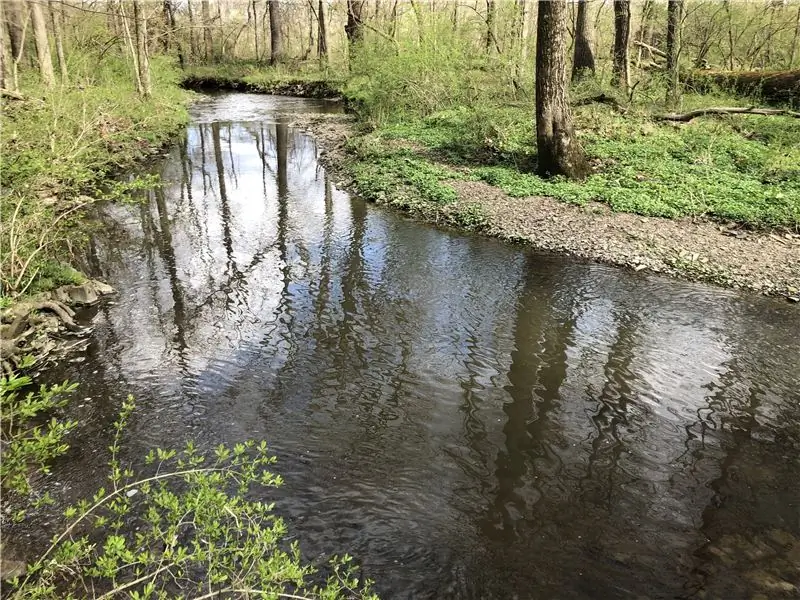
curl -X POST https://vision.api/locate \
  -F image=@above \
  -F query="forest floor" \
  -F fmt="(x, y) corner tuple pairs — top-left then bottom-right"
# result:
(293, 112), (800, 299)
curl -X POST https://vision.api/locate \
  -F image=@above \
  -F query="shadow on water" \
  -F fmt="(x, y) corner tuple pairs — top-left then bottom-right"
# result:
(32, 93), (800, 599)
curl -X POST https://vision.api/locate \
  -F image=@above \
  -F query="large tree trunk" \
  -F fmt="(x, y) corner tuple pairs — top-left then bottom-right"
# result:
(317, 0), (328, 60)
(268, 0), (284, 64)
(612, 0), (631, 93)
(572, 0), (595, 82)
(5, 1), (26, 63)
(133, 0), (151, 97)
(535, 0), (589, 179)
(665, 0), (683, 106)
(28, 0), (54, 88)
(201, 0), (212, 60)
(345, 0), (365, 45)
(48, 0), (67, 82)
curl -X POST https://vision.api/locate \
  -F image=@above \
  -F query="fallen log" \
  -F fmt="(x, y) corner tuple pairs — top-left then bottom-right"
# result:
(683, 70), (800, 106)
(655, 106), (800, 122)
(0, 88), (25, 100)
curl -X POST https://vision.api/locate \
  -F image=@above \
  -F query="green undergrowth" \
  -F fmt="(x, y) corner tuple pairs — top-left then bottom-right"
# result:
(1, 54), (192, 297)
(349, 96), (800, 229)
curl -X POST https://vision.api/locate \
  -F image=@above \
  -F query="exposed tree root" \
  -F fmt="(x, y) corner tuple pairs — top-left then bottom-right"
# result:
(1, 281), (114, 375)
(655, 106), (800, 121)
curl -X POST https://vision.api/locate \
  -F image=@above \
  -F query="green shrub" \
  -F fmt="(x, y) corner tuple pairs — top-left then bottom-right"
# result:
(4, 397), (378, 600)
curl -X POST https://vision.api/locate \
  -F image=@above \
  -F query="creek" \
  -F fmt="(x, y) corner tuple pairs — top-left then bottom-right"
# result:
(43, 93), (800, 598)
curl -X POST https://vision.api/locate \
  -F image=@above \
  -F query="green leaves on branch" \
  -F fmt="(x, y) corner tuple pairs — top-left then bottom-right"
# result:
(0, 375), (77, 516)
(5, 396), (378, 600)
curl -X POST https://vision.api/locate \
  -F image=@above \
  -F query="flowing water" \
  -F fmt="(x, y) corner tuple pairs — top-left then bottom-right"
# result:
(43, 94), (800, 598)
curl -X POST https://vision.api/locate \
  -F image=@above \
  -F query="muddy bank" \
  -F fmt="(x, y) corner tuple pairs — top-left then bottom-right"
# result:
(292, 112), (800, 300)
(182, 75), (342, 99)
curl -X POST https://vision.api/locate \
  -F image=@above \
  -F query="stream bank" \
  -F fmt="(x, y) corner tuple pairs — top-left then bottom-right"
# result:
(292, 111), (800, 300)
(179, 74), (799, 299)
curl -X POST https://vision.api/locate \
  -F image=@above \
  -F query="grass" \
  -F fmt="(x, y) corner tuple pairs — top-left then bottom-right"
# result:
(1, 54), (192, 296)
(354, 97), (800, 228)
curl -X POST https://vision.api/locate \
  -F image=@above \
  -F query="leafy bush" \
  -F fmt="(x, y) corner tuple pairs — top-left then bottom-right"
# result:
(3, 395), (378, 600)
(0, 375), (78, 519)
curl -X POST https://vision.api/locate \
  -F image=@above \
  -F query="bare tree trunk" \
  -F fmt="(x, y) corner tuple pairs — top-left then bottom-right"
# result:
(48, 0), (68, 82)
(612, 0), (630, 93)
(252, 0), (260, 61)
(0, 0), (10, 91)
(5, 1), (26, 63)
(118, 1), (142, 95)
(409, 0), (424, 43)
(535, 0), (589, 179)
(486, 0), (496, 52)
(304, 7), (313, 59)
(790, 2), (800, 68)
(28, 0), (54, 88)
(666, 0), (682, 107)
(634, 0), (653, 68)
(389, 0), (400, 39)
(269, 0), (284, 64)
(572, 0), (595, 81)
(345, 0), (365, 45)
(133, 0), (151, 97)
(164, 0), (184, 68)
(201, 0), (212, 60)
(317, 0), (328, 60)
(187, 0), (198, 59)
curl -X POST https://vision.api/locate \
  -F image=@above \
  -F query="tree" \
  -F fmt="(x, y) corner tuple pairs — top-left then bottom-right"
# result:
(612, 0), (631, 93)
(28, 0), (55, 88)
(48, 0), (68, 83)
(268, 0), (284, 64)
(163, 0), (184, 68)
(202, 0), (212, 60)
(133, 0), (151, 98)
(4, 1), (25, 64)
(317, 0), (328, 60)
(345, 0), (365, 45)
(535, 0), (589, 179)
(0, 0), (11, 91)
(186, 0), (198, 58)
(572, 0), (595, 82)
(666, 0), (683, 106)
(486, 0), (496, 52)
(251, 0), (260, 61)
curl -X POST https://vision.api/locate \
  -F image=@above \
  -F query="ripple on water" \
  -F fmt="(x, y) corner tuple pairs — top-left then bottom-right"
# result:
(34, 93), (800, 600)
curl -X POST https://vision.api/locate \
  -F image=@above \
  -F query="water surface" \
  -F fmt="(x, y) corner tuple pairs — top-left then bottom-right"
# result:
(50, 94), (800, 598)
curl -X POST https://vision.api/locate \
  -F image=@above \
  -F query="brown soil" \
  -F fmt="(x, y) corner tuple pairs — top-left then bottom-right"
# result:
(292, 113), (800, 300)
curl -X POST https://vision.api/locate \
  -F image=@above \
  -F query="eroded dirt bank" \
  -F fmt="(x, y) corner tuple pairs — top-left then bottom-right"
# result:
(293, 112), (800, 300)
